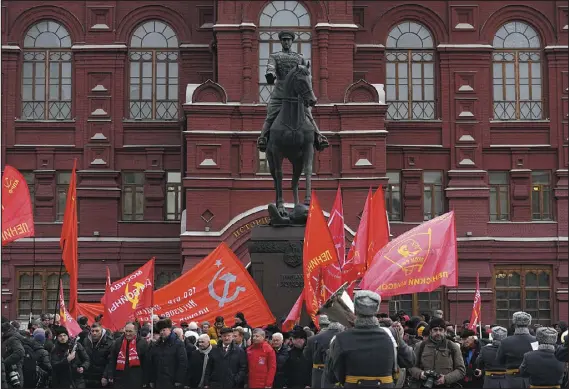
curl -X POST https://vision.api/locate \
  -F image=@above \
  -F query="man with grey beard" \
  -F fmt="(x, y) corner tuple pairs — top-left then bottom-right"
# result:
(326, 291), (397, 388)
(304, 315), (344, 388)
(474, 326), (508, 388)
(495, 311), (536, 388)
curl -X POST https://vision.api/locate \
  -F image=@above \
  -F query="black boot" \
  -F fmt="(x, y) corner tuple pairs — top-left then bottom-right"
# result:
(257, 123), (270, 152)
(314, 132), (329, 151)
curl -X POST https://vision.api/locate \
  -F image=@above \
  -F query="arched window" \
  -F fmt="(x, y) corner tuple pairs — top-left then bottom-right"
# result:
(129, 20), (179, 120)
(258, 1), (312, 104)
(385, 21), (435, 120)
(492, 21), (542, 120)
(22, 21), (72, 120)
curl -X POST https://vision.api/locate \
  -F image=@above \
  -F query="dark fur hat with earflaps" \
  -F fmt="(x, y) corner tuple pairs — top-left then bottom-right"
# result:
(156, 318), (173, 332)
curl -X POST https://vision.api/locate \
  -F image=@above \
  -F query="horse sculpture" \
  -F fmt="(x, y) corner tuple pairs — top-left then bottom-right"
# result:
(265, 62), (318, 225)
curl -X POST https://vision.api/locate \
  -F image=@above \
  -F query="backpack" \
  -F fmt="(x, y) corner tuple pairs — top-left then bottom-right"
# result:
(22, 342), (39, 386)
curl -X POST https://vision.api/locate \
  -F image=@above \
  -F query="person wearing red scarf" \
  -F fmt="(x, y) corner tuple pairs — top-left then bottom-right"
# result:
(106, 322), (150, 389)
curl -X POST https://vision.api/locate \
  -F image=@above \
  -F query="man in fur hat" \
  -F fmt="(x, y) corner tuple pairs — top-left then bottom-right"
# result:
(496, 311), (536, 388)
(304, 315), (345, 388)
(147, 318), (187, 388)
(474, 326), (508, 388)
(326, 290), (398, 388)
(520, 327), (566, 388)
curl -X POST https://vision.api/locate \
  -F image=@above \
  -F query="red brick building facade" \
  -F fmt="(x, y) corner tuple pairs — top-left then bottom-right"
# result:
(2, 1), (567, 327)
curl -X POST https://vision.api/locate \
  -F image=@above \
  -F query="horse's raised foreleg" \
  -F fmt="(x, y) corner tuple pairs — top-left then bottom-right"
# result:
(291, 157), (303, 206)
(303, 144), (315, 205)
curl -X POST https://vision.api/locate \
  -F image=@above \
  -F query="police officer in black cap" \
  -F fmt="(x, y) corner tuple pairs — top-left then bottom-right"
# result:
(520, 327), (566, 389)
(326, 290), (397, 388)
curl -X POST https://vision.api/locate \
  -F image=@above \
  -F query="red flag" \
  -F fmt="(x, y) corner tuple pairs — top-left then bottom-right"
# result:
(105, 258), (154, 331)
(360, 211), (458, 297)
(137, 243), (274, 328)
(77, 303), (104, 325)
(343, 189), (372, 285)
(2, 166), (35, 245)
(303, 191), (340, 327)
(468, 273), (481, 331)
(60, 159), (78, 317)
(320, 187), (345, 299)
(282, 293), (303, 332)
(59, 280), (82, 338)
(367, 186), (390, 269)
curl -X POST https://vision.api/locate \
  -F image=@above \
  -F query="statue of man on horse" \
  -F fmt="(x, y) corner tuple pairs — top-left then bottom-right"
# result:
(258, 31), (329, 225)
(257, 31), (329, 153)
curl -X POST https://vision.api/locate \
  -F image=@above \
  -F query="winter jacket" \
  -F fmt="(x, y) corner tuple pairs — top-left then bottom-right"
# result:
(272, 346), (290, 388)
(247, 341), (276, 388)
(106, 336), (150, 389)
(284, 346), (311, 388)
(50, 340), (90, 389)
(148, 332), (188, 388)
(21, 337), (51, 388)
(2, 328), (26, 388)
(208, 326), (224, 342)
(204, 342), (248, 388)
(81, 330), (114, 386)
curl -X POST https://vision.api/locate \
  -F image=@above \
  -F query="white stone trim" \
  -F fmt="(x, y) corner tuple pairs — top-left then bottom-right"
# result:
(184, 176), (388, 181)
(448, 169), (486, 173)
(14, 144), (75, 147)
(13, 237), (181, 243)
(445, 187), (489, 191)
(488, 221), (557, 224)
(179, 43), (210, 48)
(544, 45), (568, 49)
(315, 23), (359, 29)
(388, 144), (443, 148)
(437, 44), (493, 48)
(557, 289), (568, 294)
(71, 44), (127, 49)
(510, 169), (532, 172)
(457, 236), (568, 242)
(490, 144), (550, 148)
(2, 45), (21, 51)
(122, 144), (179, 148)
(356, 44), (385, 48)
(213, 23), (257, 28)
(182, 203), (357, 237)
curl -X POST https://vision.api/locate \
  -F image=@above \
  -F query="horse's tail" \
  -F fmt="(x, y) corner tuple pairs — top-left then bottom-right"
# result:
(281, 127), (304, 149)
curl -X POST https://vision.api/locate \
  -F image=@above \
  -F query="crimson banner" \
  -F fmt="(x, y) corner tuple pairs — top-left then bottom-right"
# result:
(59, 280), (82, 338)
(136, 243), (275, 328)
(360, 211), (458, 297)
(2, 166), (35, 245)
(104, 258), (154, 331)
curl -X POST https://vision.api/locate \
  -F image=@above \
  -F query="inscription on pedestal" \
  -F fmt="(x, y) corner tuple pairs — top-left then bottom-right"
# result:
(279, 274), (304, 288)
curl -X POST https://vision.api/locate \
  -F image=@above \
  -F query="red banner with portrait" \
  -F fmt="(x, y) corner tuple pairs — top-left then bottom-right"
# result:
(360, 211), (458, 297)
(2, 166), (35, 245)
(136, 243), (274, 328)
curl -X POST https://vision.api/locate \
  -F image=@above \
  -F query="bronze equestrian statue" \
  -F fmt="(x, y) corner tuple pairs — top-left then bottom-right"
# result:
(259, 31), (328, 225)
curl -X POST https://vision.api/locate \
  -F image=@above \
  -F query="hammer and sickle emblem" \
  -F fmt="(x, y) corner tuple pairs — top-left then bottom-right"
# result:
(3, 178), (18, 194)
(208, 268), (246, 308)
(125, 282), (145, 309)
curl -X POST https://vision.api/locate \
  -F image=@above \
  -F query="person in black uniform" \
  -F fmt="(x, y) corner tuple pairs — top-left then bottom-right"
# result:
(496, 311), (536, 388)
(474, 326), (508, 388)
(304, 315), (344, 388)
(326, 290), (396, 388)
(520, 327), (566, 389)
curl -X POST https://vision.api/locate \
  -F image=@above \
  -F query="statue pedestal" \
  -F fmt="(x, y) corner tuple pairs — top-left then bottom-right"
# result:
(249, 224), (308, 324)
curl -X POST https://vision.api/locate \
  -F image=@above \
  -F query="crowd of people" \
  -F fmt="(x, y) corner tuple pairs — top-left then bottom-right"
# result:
(2, 294), (568, 389)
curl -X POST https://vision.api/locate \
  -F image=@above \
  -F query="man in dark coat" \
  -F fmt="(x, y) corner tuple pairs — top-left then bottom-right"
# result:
(2, 321), (26, 388)
(285, 329), (311, 388)
(520, 327), (566, 388)
(50, 325), (90, 389)
(204, 327), (247, 388)
(304, 315), (344, 388)
(475, 326), (508, 388)
(81, 322), (114, 388)
(326, 290), (397, 388)
(270, 332), (290, 388)
(21, 332), (51, 388)
(106, 322), (150, 389)
(148, 318), (187, 389)
(496, 311), (536, 388)
(187, 334), (214, 388)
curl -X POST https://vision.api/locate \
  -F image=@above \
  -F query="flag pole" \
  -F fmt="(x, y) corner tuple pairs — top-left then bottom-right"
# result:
(29, 236), (36, 325)
(53, 255), (65, 325)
